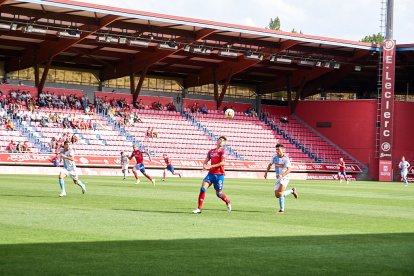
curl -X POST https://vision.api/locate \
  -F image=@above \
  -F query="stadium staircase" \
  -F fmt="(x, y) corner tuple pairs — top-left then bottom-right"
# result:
(3, 114), (44, 153)
(182, 110), (242, 160)
(102, 112), (154, 156)
(184, 109), (313, 163)
(263, 113), (367, 170)
(262, 115), (319, 162)
(107, 108), (222, 160)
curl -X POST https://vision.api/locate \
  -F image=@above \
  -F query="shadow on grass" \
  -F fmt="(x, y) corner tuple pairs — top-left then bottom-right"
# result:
(1, 233), (413, 275)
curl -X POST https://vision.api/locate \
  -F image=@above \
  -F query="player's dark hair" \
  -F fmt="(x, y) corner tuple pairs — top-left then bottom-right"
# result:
(64, 141), (70, 146)
(121, 152), (124, 155)
(275, 143), (284, 149)
(219, 136), (227, 141)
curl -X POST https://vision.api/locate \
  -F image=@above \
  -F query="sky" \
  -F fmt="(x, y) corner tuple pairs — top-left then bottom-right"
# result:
(79, 0), (413, 44)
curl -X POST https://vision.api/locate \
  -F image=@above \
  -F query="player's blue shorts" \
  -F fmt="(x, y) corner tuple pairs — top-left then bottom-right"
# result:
(134, 163), (145, 172)
(338, 171), (347, 177)
(203, 173), (225, 191)
(166, 165), (174, 172)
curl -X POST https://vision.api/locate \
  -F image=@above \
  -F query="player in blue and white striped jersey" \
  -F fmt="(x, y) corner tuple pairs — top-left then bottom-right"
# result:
(264, 144), (298, 213)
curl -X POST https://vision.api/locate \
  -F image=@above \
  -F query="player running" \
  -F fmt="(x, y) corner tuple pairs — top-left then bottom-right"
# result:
(128, 145), (155, 186)
(120, 152), (130, 180)
(264, 144), (298, 213)
(338, 157), (349, 184)
(192, 136), (231, 214)
(58, 141), (86, 197)
(398, 156), (410, 186)
(161, 153), (181, 181)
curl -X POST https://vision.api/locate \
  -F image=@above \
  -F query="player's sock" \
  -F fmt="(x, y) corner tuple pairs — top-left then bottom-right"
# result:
(59, 178), (65, 193)
(283, 189), (293, 197)
(198, 187), (206, 209)
(77, 179), (85, 188)
(163, 171), (166, 179)
(132, 170), (138, 180)
(278, 196), (285, 210)
(146, 175), (153, 181)
(217, 193), (230, 204)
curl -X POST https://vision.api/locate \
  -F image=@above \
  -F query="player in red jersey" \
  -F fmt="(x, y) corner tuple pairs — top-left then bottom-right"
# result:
(192, 136), (231, 214)
(337, 157), (349, 184)
(128, 145), (156, 186)
(161, 153), (181, 181)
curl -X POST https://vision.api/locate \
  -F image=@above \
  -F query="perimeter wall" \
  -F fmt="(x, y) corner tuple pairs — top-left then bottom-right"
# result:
(295, 100), (414, 179)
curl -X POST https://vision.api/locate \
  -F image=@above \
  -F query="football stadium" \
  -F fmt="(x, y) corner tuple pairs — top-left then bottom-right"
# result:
(0, 0), (413, 274)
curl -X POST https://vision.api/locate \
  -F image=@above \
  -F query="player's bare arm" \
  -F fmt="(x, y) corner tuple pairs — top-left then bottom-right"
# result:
(277, 167), (292, 179)
(202, 156), (210, 170)
(264, 163), (273, 179)
(210, 157), (226, 168)
(62, 154), (74, 161)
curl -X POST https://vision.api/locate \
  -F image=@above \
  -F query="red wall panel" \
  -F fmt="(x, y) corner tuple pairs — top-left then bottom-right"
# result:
(295, 100), (414, 179)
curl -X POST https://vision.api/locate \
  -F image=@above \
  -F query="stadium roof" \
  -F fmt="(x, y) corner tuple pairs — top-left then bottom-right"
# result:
(0, 0), (412, 99)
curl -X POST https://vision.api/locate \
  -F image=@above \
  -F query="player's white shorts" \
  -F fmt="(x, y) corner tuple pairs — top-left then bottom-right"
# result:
(122, 164), (129, 170)
(401, 171), (408, 178)
(60, 168), (78, 180)
(274, 177), (289, 190)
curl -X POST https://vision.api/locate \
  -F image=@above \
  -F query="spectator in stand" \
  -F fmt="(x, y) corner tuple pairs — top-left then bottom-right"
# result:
(49, 137), (58, 151)
(151, 101), (162, 111)
(151, 127), (158, 138)
(145, 127), (153, 138)
(39, 116), (48, 127)
(0, 107), (6, 120)
(190, 102), (200, 113)
(16, 141), (23, 153)
(280, 116), (289, 123)
(244, 106), (257, 117)
(136, 98), (145, 109)
(5, 119), (14, 130)
(7, 140), (17, 153)
(71, 134), (79, 145)
(22, 141), (30, 153)
(223, 105), (228, 113)
(166, 102), (176, 111)
(133, 113), (143, 123)
(202, 104), (208, 114)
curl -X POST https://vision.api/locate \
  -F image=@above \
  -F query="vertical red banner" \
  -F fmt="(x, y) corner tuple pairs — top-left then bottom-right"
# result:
(379, 160), (393, 181)
(378, 39), (396, 181)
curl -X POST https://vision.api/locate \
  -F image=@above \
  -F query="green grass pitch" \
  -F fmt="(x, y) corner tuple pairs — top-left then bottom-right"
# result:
(1, 174), (413, 275)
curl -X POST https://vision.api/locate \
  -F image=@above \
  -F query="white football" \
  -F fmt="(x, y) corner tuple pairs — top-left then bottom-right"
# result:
(224, 108), (235, 119)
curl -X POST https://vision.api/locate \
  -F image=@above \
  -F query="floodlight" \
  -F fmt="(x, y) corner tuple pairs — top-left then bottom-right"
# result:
(298, 60), (315, 66)
(354, 65), (362, 71)
(219, 50), (238, 57)
(245, 51), (263, 60)
(118, 37), (127, 44)
(193, 46), (211, 55)
(57, 30), (80, 39)
(271, 56), (292, 64)
(0, 23), (17, 31)
(159, 42), (178, 50)
(23, 25), (46, 34)
(128, 39), (149, 47)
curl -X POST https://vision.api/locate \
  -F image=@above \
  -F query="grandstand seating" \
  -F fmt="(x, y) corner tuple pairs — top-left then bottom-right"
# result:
(186, 109), (314, 163)
(111, 108), (224, 160)
(0, 129), (39, 153)
(267, 114), (356, 164)
(0, 85), (362, 165)
(26, 108), (133, 156)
